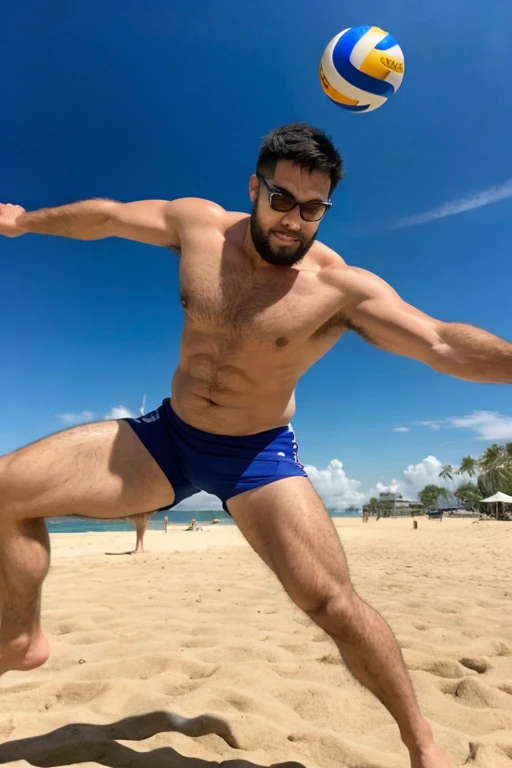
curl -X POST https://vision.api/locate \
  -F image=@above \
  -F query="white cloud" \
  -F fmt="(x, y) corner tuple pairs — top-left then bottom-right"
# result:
(173, 491), (222, 511)
(368, 479), (402, 497)
(415, 420), (442, 431)
(391, 177), (512, 231)
(392, 426), (409, 433)
(304, 459), (366, 509)
(448, 410), (512, 440)
(56, 404), (137, 424)
(57, 410), (95, 425)
(402, 455), (445, 496)
(104, 405), (135, 420)
(399, 455), (473, 499)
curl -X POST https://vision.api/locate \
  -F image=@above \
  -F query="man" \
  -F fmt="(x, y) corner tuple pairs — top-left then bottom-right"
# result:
(1, 123), (510, 767)
(129, 512), (152, 553)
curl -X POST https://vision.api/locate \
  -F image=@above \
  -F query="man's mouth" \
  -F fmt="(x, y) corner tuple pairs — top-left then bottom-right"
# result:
(272, 231), (299, 244)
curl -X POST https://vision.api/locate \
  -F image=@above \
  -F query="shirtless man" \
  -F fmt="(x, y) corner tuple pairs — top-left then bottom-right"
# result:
(1, 123), (510, 767)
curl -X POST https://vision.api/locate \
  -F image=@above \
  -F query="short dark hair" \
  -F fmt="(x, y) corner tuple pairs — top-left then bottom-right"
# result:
(256, 123), (343, 196)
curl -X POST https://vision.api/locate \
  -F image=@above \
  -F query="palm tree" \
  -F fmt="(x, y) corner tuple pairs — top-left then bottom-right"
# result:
(457, 456), (478, 477)
(478, 444), (512, 495)
(438, 464), (457, 504)
(454, 482), (482, 511)
(439, 464), (453, 482)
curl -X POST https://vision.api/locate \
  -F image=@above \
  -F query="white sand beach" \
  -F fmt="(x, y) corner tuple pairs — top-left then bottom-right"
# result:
(0, 517), (511, 767)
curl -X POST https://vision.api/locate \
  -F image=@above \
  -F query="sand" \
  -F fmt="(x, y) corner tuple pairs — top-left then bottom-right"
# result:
(0, 517), (511, 768)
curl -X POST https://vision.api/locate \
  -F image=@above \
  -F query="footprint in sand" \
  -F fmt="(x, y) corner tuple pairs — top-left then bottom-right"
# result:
(442, 677), (512, 709)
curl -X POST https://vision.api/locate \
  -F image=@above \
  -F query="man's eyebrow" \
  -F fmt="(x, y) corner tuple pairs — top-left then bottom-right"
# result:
(271, 182), (326, 204)
(270, 181), (293, 197)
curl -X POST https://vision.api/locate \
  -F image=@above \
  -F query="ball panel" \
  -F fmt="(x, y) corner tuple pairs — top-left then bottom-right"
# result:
(358, 48), (395, 82)
(375, 33), (398, 50)
(357, 95), (387, 112)
(320, 51), (381, 104)
(337, 103), (374, 113)
(349, 26), (389, 69)
(319, 64), (359, 106)
(332, 29), (395, 98)
(384, 70), (403, 92)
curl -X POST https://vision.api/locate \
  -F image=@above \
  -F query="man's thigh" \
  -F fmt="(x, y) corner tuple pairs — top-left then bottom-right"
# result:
(0, 420), (175, 521)
(226, 476), (351, 612)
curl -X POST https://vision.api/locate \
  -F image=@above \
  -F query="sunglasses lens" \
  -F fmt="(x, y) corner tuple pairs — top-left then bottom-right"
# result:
(301, 204), (327, 222)
(269, 193), (295, 213)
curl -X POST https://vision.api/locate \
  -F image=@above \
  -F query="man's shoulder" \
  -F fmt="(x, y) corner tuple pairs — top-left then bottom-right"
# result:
(167, 198), (248, 232)
(164, 197), (225, 224)
(316, 257), (380, 296)
(309, 242), (350, 284)
(307, 240), (382, 292)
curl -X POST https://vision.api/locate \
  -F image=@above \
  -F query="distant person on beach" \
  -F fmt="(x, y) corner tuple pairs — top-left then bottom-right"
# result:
(163, 515), (168, 533)
(2, 123), (510, 768)
(185, 518), (196, 531)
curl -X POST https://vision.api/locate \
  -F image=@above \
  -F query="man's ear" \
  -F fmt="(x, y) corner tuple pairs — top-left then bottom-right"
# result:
(249, 174), (259, 204)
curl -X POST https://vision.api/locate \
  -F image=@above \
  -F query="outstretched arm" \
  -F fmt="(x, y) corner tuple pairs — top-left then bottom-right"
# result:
(0, 197), (216, 249)
(338, 267), (512, 384)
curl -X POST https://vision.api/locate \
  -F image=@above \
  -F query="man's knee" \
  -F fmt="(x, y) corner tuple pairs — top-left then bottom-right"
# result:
(303, 584), (361, 638)
(0, 452), (24, 521)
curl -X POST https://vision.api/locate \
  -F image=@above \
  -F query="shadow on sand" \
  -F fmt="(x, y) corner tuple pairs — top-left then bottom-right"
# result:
(0, 710), (306, 768)
(104, 551), (140, 556)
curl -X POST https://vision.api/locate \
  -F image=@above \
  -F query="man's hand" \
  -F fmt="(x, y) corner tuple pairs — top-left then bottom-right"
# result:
(0, 203), (26, 237)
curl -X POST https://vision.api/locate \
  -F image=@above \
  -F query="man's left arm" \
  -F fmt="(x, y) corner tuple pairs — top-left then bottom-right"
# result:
(338, 268), (512, 384)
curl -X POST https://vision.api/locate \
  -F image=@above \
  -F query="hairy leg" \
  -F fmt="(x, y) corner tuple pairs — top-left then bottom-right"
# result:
(227, 477), (452, 767)
(0, 519), (51, 674)
(131, 513), (150, 553)
(0, 419), (174, 674)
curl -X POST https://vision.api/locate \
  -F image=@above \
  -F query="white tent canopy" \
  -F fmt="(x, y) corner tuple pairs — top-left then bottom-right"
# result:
(481, 492), (512, 503)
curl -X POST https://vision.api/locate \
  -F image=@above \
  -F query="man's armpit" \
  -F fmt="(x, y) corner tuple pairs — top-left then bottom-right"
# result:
(338, 312), (381, 348)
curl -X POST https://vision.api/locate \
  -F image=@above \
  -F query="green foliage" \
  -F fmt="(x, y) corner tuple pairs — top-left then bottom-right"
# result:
(418, 484), (449, 511)
(425, 444), (512, 517)
(454, 482), (482, 509)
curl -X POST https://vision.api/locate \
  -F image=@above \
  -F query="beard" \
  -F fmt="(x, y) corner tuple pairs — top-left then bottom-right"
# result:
(249, 206), (316, 267)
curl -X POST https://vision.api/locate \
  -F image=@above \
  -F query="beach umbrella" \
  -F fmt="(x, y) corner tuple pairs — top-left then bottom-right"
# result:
(481, 491), (512, 519)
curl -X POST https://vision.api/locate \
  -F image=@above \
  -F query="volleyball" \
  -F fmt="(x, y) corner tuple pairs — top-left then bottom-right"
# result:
(319, 26), (405, 113)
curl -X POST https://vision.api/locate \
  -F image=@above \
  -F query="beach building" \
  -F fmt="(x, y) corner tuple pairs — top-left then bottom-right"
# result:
(363, 492), (423, 518)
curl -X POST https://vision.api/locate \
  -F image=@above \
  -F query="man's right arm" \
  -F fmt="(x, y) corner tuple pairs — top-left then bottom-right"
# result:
(0, 197), (217, 249)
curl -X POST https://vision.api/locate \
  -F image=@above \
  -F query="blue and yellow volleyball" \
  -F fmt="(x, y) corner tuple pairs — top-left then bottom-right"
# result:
(319, 26), (405, 113)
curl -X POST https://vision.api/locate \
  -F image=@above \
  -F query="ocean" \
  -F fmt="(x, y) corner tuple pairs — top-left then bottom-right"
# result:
(46, 508), (361, 533)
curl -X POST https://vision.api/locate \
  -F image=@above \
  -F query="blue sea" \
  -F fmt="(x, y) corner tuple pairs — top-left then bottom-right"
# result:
(46, 508), (361, 533)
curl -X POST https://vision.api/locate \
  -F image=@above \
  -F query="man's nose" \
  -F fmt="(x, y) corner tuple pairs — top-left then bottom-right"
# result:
(280, 207), (302, 231)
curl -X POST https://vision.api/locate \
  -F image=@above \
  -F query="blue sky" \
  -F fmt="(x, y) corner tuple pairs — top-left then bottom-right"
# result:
(2, 0), (511, 509)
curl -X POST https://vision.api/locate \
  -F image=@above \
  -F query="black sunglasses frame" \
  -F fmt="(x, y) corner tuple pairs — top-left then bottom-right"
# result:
(257, 175), (332, 222)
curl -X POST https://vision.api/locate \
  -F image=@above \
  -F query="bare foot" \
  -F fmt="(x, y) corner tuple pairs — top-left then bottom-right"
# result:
(0, 632), (51, 676)
(410, 743), (454, 768)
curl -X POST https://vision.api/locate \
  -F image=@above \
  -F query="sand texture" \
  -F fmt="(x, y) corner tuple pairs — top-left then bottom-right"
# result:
(0, 517), (511, 767)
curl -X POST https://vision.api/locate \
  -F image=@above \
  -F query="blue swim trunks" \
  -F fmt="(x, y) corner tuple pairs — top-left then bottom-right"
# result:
(124, 399), (308, 513)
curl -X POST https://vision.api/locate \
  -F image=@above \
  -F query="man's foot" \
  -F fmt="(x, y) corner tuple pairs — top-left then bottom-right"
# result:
(0, 632), (50, 676)
(410, 742), (454, 768)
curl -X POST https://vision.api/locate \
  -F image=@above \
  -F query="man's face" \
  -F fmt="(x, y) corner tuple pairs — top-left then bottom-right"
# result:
(249, 160), (331, 267)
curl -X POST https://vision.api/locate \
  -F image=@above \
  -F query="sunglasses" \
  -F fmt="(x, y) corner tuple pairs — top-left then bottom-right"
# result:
(257, 174), (332, 222)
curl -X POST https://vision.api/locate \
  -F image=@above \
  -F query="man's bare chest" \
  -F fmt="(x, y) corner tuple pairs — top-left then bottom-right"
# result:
(178, 248), (346, 346)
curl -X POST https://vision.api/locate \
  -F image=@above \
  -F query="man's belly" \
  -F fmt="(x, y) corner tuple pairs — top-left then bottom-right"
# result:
(170, 367), (297, 435)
